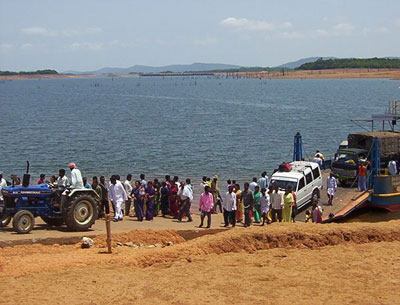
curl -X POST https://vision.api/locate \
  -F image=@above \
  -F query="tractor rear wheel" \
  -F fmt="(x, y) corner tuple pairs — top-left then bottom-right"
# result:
(1, 213), (12, 227)
(13, 210), (35, 234)
(63, 195), (98, 231)
(40, 216), (64, 227)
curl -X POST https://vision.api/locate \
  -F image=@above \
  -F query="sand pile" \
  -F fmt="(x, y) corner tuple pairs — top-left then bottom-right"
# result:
(94, 229), (186, 248)
(1, 220), (400, 276)
(117, 220), (400, 268)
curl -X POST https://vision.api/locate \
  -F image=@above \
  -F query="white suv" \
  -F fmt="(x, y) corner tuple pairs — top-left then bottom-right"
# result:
(270, 161), (322, 208)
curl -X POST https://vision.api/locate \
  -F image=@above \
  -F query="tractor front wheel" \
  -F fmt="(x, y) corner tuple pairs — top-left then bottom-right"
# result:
(64, 195), (98, 231)
(13, 210), (35, 234)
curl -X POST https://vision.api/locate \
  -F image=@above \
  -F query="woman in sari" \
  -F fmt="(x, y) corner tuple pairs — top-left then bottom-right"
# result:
(153, 178), (160, 217)
(131, 180), (145, 221)
(160, 181), (170, 217)
(282, 186), (293, 222)
(235, 184), (243, 223)
(169, 180), (179, 218)
(145, 181), (155, 220)
(253, 185), (261, 223)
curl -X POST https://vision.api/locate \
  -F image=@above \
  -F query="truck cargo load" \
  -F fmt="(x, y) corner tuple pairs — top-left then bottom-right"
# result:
(347, 131), (400, 161)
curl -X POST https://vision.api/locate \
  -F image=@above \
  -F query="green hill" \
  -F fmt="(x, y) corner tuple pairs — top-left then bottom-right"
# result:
(0, 69), (58, 76)
(296, 58), (400, 70)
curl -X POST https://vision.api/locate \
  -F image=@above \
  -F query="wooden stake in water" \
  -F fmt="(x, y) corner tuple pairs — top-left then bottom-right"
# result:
(106, 214), (112, 253)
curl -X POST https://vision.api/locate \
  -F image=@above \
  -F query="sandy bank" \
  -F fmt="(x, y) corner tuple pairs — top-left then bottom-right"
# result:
(219, 68), (400, 80)
(1, 220), (400, 304)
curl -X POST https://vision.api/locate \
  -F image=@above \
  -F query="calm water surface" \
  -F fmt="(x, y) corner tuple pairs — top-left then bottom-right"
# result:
(1, 77), (399, 183)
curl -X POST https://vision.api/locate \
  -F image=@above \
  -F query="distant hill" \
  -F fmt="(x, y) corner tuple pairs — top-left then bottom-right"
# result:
(0, 69), (58, 76)
(276, 57), (335, 69)
(296, 57), (400, 70)
(64, 63), (243, 75)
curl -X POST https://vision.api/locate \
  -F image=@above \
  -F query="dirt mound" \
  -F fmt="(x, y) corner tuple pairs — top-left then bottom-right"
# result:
(2, 221), (400, 277)
(126, 221), (400, 268)
(94, 229), (185, 248)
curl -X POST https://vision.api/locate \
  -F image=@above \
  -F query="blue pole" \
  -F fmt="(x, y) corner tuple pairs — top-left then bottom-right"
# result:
(369, 137), (380, 188)
(293, 132), (303, 161)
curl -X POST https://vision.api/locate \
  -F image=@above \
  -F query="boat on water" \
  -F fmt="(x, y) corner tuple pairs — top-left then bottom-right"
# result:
(370, 175), (400, 211)
(296, 100), (400, 221)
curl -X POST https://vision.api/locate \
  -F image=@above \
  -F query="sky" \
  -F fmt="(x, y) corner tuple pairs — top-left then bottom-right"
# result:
(0, 0), (399, 72)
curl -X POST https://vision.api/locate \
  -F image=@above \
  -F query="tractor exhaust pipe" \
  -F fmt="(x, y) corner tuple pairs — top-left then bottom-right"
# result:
(22, 161), (30, 187)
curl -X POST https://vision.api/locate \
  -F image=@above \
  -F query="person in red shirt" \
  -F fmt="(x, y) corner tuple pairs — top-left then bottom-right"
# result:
(358, 163), (367, 191)
(37, 173), (45, 184)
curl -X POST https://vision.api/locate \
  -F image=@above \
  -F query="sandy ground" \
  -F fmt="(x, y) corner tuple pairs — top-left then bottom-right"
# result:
(1, 221), (400, 305)
(225, 68), (400, 80)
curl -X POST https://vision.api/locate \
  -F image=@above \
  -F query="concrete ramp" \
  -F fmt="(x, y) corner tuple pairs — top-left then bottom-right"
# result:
(323, 191), (370, 223)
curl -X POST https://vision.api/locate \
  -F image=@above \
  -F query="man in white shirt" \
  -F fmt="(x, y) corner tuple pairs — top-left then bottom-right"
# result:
(313, 154), (323, 169)
(223, 186), (237, 227)
(258, 172), (269, 190)
(249, 177), (258, 193)
(109, 175), (128, 221)
(326, 172), (338, 206)
(388, 160), (397, 176)
(56, 169), (69, 189)
(124, 174), (133, 216)
(140, 174), (147, 187)
(0, 171), (7, 203)
(68, 162), (84, 189)
(270, 185), (283, 222)
(177, 181), (193, 222)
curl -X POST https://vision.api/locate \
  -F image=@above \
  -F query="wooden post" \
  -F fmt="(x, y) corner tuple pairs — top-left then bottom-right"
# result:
(106, 214), (112, 253)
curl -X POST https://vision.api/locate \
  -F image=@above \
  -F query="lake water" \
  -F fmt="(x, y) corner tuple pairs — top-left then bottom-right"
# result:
(1, 76), (400, 184)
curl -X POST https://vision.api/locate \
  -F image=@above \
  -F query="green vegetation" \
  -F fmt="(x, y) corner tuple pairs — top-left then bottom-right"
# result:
(297, 58), (400, 70)
(0, 69), (58, 76)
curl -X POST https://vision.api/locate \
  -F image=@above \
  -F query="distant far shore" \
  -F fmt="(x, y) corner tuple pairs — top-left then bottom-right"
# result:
(1, 68), (399, 80)
(220, 68), (400, 80)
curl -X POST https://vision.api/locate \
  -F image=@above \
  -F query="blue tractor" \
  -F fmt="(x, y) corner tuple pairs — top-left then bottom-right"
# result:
(0, 162), (100, 234)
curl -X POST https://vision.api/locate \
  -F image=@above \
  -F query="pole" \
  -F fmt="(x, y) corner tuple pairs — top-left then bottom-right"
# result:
(293, 132), (303, 161)
(106, 214), (112, 253)
(369, 137), (380, 189)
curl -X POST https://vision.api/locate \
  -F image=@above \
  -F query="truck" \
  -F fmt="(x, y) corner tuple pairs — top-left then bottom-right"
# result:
(331, 131), (400, 186)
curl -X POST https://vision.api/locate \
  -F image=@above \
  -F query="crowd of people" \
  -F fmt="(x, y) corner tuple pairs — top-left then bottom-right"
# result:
(0, 163), (327, 228)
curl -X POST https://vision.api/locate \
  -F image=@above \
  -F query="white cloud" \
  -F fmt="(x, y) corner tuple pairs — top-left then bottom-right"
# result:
(62, 27), (102, 37)
(192, 37), (217, 46)
(311, 29), (329, 38)
(70, 42), (104, 51)
(280, 22), (292, 29)
(20, 43), (33, 49)
(280, 31), (304, 40)
(394, 18), (400, 27)
(21, 27), (57, 36)
(109, 40), (139, 48)
(332, 23), (355, 31)
(21, 26), (102, 37)
(0, 43), (13, 51)
(332, 23), (355, 36)
(220, 17), (275, 31)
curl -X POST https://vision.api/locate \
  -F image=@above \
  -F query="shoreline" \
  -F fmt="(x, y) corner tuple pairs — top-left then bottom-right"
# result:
(1, 68), (399, 80)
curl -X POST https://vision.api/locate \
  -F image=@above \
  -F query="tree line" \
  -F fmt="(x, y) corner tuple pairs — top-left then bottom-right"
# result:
(296, 58), (400, 70)
(0, 69), (58, 76)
